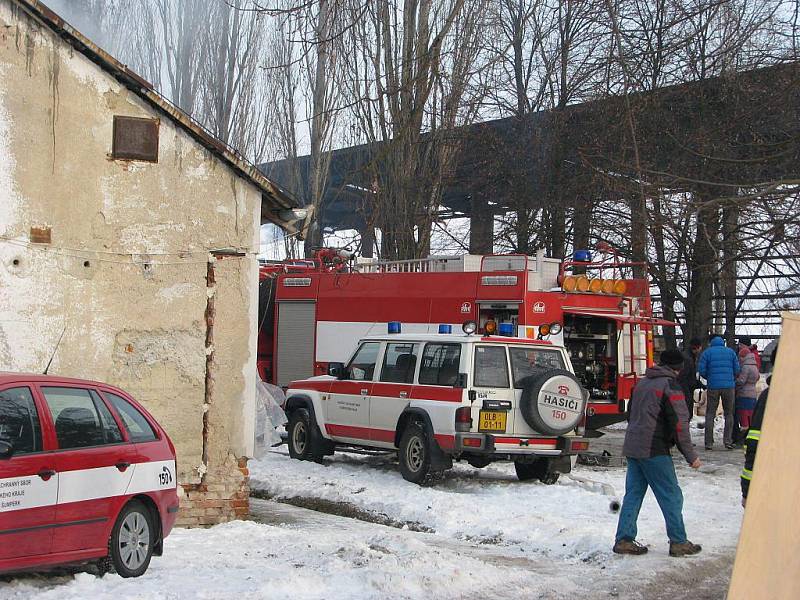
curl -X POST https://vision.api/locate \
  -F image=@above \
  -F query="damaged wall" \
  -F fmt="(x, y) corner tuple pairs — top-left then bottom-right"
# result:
(0, 0), (260, 524)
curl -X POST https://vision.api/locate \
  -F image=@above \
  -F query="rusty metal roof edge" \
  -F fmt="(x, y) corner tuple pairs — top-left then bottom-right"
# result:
(15, 0), (299, 219)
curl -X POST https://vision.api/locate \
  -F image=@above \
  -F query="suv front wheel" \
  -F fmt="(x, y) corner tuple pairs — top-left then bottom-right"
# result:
(287, 408), (318, 461)
(514, 458), (560, 485)
(399, 422), (442, 485)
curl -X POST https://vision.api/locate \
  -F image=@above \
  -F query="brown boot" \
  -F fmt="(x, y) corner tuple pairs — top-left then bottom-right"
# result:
(613, 539), (649, 555)
(669, 541), (702, 557)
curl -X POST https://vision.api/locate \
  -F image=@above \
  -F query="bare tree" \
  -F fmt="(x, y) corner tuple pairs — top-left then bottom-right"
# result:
(339, 0), (491, 259)
(199, 0), (274, 160)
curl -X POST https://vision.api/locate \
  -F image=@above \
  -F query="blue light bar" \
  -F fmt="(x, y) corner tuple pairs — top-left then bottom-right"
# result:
(574, 249), (592, 262)
(388, 321), (401, 334)
(498, 323), (514, 336)
(438, 324), (452, 334)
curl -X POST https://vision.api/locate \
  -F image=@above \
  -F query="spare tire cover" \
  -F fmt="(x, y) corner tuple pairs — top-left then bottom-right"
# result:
(519, 369), (586, 435)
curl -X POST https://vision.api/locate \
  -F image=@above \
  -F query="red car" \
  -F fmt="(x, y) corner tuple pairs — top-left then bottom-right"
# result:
(0, 373), (179, 577)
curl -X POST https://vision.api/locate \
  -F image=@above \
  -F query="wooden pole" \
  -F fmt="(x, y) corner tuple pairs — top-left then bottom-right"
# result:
(728, 311), (800, 599)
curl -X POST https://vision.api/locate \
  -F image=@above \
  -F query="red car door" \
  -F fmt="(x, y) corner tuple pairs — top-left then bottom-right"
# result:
(38, 385), (138, 554)
(0, 385), (57, 562)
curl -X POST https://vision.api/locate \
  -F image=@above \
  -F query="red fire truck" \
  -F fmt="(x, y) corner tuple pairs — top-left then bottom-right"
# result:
(257, 248), (675, 430)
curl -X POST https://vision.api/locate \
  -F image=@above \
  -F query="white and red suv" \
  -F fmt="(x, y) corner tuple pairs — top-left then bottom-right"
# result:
(284, 324), (589, 484)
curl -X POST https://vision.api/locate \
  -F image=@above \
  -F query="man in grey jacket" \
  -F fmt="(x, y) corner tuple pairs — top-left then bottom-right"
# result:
(613, 349), (703, 557)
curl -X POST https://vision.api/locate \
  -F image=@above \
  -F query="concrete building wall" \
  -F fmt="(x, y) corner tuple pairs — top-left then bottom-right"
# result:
(0, 0), (259, 525)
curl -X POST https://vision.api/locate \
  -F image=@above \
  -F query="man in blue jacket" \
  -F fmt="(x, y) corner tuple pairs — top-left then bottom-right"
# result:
(698, 335), (740, 450)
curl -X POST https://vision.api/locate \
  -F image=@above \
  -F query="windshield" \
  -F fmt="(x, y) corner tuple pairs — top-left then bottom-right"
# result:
(509, 347), (566, 388)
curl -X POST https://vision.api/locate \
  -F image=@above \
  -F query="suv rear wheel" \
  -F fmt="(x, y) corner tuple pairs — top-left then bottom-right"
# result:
(399, 422), (442, 485)
(514, 458), (560, 484)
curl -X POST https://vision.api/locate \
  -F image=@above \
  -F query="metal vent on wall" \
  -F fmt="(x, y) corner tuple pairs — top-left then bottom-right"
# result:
(276, 301), (316, 386)
(112, 116), (159, 162)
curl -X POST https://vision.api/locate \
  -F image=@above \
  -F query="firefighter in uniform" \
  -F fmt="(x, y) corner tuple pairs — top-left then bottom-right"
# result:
(741, 347), (777, 506)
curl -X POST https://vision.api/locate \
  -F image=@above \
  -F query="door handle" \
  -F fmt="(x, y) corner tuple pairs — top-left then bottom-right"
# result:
(399, 391), (408, 398)
(360, 389), (369, 395)
(37, 469), (56, 481)
(115, 461), (131, 472)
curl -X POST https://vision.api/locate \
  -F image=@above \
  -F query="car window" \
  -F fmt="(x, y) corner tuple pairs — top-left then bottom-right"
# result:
(509, 347), (566, 388)
(379, 343), (419, 383)
(419, 343), (462, 386)
(90, 391), (125, 444)
(42, 387), (124, 449)
(346, 342), (381, 381)
(0, 387), (42, 455)
(474, 346), (510, 388)
(105, 391), (158, 442)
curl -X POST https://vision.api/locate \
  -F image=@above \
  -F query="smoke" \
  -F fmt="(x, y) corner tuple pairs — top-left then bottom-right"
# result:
(42, 0), (115, 53)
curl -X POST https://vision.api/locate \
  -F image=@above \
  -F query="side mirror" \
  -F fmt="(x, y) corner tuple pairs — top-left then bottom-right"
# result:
(454, 373), (468, 388)
(327, 362), (345, 379)
(0, 439), (13, 460)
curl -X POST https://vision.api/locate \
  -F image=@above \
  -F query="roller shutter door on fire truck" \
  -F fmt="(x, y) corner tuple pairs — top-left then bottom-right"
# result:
(276, 301), (316, 386)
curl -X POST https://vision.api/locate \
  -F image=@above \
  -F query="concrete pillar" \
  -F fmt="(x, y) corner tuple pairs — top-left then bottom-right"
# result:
(469, 194), (493, 254)
(359, 221), (375, 259)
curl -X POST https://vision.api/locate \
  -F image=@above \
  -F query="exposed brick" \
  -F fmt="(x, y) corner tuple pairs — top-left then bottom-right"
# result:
(174, 453), (250, 527)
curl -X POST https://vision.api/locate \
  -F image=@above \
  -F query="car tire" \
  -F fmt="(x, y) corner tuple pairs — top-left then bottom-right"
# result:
(399, 422), (442, 485)
(287, 408), (319, 461)
(109, 500), (155, 578)
(514, 458), (560, 485)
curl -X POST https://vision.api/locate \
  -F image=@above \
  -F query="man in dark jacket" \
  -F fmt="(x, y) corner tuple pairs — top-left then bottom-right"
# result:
(677, 338), (703, 420)
(613, 349), (702, 557)
(698, 335), (740, 450)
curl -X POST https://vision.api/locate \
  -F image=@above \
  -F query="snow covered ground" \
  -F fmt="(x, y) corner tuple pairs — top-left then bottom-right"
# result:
(0, 424), (744, 599)
(249, 426), (743, 560)
(0, 510), (548, 600)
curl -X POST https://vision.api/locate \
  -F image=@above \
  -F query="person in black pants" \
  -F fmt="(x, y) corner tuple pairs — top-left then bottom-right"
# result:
(677, 338), (702, 421)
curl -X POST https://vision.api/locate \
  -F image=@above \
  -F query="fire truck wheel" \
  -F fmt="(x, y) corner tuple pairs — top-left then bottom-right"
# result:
(514, 458), (560, 484)
(519, 369), (586, 436)
(399, 422), (441, 485)
(287, 408), (320, 461)
(467, 455), (493, 469)
(109, 500), (155, 578)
